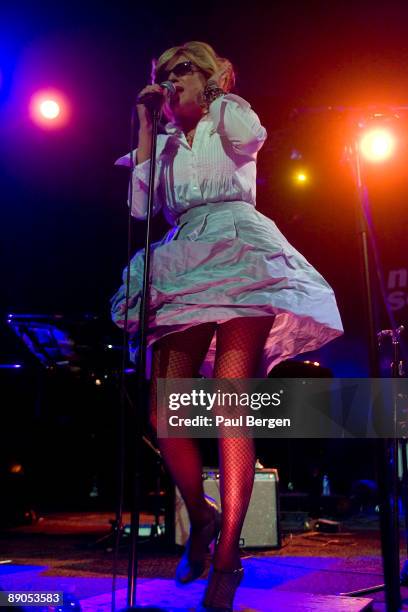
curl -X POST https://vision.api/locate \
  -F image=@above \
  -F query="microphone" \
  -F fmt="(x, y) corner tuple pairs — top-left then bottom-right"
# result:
(137, 81), (176, 107)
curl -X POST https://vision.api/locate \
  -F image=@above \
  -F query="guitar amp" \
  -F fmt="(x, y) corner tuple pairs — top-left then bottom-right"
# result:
(175, 467), (281, 549)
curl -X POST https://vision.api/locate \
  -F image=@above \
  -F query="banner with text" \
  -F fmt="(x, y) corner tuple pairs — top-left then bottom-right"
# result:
(157, 378), (408, 438)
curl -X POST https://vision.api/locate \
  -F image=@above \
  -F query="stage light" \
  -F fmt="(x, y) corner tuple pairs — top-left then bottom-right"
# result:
(359, 128), (396, 162)
(39, 99), (60, 119)
(29, 89), (69, 129)
(293, 170), (309, 185)
(9, 463), (24, 474)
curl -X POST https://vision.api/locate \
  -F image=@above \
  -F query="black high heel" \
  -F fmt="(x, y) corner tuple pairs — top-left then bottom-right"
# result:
(197, 566), (244, 611)
(175, 502), (221, 585)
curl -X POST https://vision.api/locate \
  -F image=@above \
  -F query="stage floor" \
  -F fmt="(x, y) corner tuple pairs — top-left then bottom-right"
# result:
(1, 511), (408, 611)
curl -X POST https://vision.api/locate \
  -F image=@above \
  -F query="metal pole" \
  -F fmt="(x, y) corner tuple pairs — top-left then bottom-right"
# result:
(127, 107), (161, 608)
(353, 141), (401, 611)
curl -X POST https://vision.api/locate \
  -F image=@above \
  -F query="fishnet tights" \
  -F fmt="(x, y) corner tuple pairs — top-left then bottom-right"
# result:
(150, 317), (274, 570)
(213, 317), (273, 570)
(150, 323), (217, 535)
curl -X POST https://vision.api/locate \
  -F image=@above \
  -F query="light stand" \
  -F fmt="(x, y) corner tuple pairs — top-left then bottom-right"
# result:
(340, 132), (401, 611)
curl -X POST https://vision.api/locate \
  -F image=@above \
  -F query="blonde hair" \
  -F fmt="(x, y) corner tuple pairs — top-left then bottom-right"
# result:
(152, 41), (235, 92)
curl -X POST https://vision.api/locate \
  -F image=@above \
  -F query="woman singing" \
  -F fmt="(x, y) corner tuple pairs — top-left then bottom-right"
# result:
(112, 41), (343, 611)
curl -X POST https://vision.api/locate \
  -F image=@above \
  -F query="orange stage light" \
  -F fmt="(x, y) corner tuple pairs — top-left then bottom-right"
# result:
(359, 128), (396, 163)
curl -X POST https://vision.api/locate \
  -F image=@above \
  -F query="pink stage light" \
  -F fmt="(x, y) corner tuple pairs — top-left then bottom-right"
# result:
(29, 89), (69, 128)
(39, 99), (60, 119)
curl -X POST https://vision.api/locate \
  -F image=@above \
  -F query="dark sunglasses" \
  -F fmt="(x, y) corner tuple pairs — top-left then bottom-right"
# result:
(156, 60), (198, 83)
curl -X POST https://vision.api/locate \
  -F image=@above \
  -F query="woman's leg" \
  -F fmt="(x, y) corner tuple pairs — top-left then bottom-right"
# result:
(213, 316), (274, 571)
(150, 323), (216, 533)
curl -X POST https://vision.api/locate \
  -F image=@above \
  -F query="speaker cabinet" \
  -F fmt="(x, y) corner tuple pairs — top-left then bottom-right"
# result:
(175, 468), (281, 549)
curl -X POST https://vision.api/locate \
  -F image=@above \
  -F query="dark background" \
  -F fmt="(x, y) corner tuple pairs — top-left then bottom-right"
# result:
(1, 1), (407, 513)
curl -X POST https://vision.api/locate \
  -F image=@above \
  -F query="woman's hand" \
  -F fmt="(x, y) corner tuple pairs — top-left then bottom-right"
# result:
(135, 84), (166, 163)
(207, 60), (233, 91)
(136, 84), (167, 127)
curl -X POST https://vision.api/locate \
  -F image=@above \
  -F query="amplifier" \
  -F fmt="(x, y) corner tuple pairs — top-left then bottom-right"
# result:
(175, 468), (280, 549)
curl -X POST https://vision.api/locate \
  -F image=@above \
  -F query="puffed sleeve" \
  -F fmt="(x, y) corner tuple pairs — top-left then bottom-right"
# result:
(208, 94), (267, 157)
(115, 150), (162, 220)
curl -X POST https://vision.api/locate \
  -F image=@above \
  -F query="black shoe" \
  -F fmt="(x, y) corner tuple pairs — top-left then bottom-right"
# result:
(197, 565), (244, 611)
(175, 503), (221, 585)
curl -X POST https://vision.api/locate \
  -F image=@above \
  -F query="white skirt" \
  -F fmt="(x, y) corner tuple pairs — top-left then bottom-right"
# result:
(111, 201), (343, 375)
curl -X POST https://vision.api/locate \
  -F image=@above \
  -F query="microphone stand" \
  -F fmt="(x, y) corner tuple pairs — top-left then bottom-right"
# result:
(127, 101), (161, 609)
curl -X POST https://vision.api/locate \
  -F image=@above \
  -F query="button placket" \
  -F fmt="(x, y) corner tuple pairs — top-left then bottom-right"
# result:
(190, 150), (200, 194)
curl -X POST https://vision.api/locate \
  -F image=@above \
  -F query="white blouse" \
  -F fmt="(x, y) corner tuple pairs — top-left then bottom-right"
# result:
(115, 94), (267, 224)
